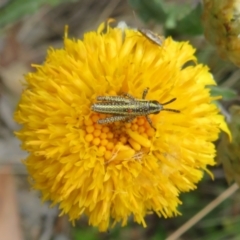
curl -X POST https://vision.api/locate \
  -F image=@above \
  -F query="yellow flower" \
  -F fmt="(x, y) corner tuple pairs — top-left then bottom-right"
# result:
(14, 22), (230, 231)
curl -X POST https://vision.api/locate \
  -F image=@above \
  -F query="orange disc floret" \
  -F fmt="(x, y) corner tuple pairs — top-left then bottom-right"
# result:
(82, 112), (154, 162)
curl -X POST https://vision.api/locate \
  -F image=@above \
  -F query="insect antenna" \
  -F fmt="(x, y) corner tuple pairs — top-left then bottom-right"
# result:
(162, 98), (177, 105)
(161, 98), (180, 113)
(162, 108), (180, 113)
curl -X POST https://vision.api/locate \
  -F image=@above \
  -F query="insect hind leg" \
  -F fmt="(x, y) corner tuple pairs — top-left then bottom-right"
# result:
(126, 116), (135, 123)
(97, 96), (129, 102)
(98, 115), (132, 124)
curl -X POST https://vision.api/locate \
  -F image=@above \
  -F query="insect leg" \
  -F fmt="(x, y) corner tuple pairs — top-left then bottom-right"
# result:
(96, 96), (130, 102)
(121, 92), (135, 101)
(98, 115), (131, 124)
(145, 115), (156, 131)
(126, 116), (135, 123)
(142, 88), (149, 99)
(122, 88), (149, 100)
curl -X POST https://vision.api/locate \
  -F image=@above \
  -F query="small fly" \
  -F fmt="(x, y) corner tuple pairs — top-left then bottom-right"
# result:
(91, 88), (180, 130)
(138, 29), (164, 46)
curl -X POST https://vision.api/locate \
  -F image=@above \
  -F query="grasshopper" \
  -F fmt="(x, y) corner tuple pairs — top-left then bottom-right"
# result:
(138, 29), (163, 46)
(91, 88), (179, 130)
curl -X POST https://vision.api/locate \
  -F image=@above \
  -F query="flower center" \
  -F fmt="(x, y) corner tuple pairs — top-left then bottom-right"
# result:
(83, 113), (155, 162)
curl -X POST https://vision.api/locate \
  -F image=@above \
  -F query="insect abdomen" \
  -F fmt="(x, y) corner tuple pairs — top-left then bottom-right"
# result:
(91, 101), (149, 116)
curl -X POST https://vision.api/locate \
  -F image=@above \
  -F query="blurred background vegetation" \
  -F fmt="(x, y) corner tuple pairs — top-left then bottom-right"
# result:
(0, 0), (239, 239)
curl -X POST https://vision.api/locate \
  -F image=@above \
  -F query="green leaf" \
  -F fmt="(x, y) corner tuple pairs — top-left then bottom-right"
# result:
(175, 3), (203, 35)
(73, 228), (98, 240)
(128, 0), (167, 23)
(209, 86), (237, 101)
(128, 0), (200, 35)
(0, 0), (75, 29)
